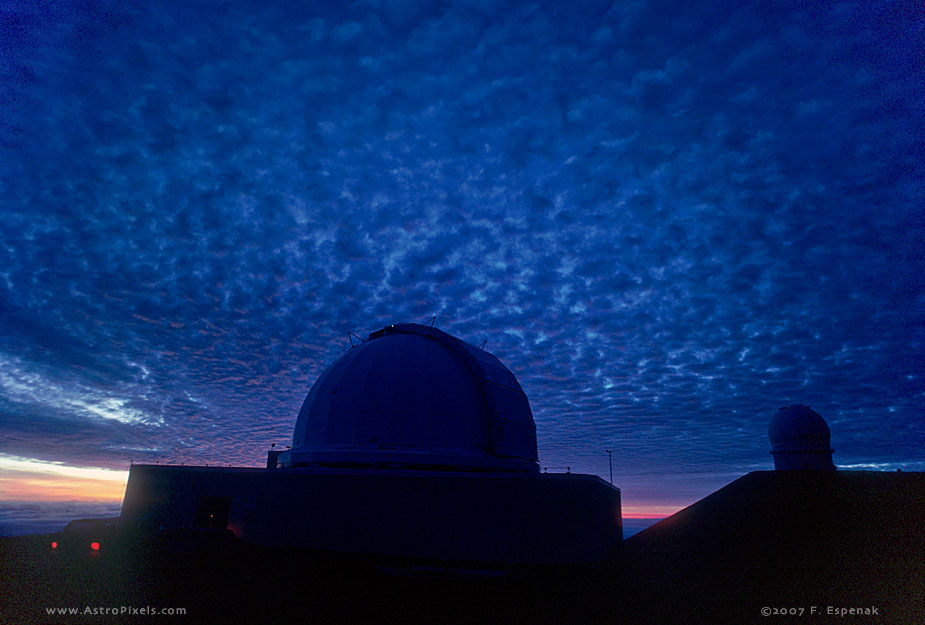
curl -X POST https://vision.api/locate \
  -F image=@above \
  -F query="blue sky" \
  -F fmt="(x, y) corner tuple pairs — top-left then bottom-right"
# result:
(0, 0), (922, 516)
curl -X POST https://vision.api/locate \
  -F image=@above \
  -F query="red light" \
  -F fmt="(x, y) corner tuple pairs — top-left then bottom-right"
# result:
(90, 542), (100, 551)
(51, 542), (58, 549)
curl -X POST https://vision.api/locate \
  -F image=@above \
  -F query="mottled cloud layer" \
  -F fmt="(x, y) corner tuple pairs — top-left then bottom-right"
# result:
(1, 0), (922, 510)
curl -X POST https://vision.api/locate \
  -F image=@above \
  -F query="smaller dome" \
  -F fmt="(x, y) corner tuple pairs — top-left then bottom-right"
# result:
(768, 405), (835, 471)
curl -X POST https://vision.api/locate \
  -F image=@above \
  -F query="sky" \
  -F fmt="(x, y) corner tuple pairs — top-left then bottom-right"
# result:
(0, 0), (922, 527)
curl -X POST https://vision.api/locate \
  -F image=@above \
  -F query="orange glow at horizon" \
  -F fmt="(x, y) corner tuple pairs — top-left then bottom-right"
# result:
(0, 454), (128, 502)
(0, 451), (691, 519)
(621, 504), (685, 519)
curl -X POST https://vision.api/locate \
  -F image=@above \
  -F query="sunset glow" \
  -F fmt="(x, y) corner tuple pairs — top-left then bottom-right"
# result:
(0, 454), (127, 502)
(622, 507), (682, 519)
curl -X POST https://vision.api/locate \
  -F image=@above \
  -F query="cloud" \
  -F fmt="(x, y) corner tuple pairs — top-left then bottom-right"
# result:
(0, 0), (921, 512)
(0, 500), (123, 536)
(0, 354), (161, 427)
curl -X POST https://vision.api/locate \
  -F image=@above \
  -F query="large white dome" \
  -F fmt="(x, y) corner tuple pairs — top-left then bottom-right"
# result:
(278, 323), (539, 472)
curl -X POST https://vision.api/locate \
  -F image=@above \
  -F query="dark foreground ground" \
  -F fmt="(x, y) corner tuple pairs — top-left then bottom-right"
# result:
(1, 471), (922, 625)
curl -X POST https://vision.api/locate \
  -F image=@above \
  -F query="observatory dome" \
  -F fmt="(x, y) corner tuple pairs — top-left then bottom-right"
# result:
(768, 405), (835, 471)
(279, 323), (539, 472)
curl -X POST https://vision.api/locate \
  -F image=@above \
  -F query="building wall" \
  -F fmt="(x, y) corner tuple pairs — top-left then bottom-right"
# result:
(120, 464), (621, 565)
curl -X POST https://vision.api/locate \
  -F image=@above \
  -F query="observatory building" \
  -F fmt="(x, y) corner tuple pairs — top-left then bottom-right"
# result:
(768, 404), (836, 471)
(120, 323), (622, 566)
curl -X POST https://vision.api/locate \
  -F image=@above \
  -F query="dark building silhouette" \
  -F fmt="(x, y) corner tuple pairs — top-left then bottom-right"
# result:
(620, 406), (923, 623)
(621, 470), (924, 623)
(119, 323), (622, 566)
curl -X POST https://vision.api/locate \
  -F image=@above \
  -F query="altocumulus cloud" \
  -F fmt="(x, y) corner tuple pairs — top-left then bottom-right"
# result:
(0, 0), (922, 510)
